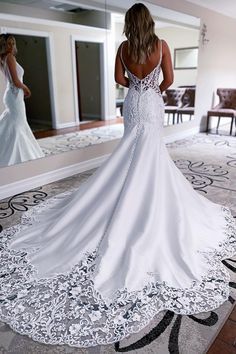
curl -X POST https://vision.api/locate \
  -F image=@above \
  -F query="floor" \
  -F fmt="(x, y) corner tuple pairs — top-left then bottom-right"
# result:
(208, 305), (236, 353)
(168, 131), (236, 353)
(37, 123), (124, 156)
(34, 118), (123, 139)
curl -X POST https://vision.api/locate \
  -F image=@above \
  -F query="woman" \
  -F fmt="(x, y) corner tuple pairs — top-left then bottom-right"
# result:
(0, 34), (44, 167)
(0, 4), (235, 348)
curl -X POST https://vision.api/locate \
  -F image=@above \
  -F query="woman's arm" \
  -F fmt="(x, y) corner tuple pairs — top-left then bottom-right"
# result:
(6, 54), (31, 97)
(114, 42), (129, 88)
(159, 40), (174, 93)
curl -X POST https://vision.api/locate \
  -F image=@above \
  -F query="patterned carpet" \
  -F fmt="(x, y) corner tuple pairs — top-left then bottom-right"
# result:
(0, 133), (235, 354)
(38, 124), (124, 156)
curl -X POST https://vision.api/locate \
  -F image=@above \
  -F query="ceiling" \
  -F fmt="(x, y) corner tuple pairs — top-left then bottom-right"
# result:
(185, 0), (236, 19)
(0, 0), (200, 28)
(1, 0), (236, 20)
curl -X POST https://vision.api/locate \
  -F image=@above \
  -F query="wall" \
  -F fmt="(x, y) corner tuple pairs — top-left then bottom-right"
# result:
(75, 10), (111, 29)
(157, 26), (199, 87)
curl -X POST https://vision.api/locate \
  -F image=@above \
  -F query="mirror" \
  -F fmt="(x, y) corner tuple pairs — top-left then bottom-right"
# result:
(174, 47), (198, 70)
(0, 0), (200, 168)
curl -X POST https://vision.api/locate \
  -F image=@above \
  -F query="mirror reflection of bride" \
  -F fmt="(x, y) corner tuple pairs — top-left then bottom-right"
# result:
(0, 34), (44, 167)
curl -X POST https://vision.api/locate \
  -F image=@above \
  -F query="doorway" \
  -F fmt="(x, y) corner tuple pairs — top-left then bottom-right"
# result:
(75, 41), (103, 122)
(14, 34), (52, 132)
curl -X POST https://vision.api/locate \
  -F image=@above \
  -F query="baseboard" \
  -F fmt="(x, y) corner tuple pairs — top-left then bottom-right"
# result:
(56, 121), (80, 129)
(0, 154), (110, 200)
(163, 126), (199, 143)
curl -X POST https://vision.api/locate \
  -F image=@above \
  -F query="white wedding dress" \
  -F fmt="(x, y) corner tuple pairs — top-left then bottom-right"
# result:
(0, 55), (44, 167)
(0, 41), (236, 347)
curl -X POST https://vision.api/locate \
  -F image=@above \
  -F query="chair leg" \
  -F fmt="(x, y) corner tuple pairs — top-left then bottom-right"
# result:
(180, 114), (183, 123)
(173, 113), (175, 125)
(167, 113), (170, 125)
(216, 116), (221, 133)
(206, 114), (210, 133)
(230, 117), (233, 135)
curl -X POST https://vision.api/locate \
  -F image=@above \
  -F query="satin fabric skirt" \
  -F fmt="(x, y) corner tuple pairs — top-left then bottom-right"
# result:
(0, 86), (44, 166)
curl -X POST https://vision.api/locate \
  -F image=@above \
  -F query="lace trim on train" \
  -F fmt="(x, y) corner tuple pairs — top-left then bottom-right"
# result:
(0, 194), (235, 347)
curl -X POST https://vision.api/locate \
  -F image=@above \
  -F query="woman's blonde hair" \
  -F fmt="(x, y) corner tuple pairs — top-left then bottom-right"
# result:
(123, 3), (158, 64)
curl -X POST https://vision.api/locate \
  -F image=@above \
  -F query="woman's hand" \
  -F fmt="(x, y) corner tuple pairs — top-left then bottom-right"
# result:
(23, 85), (31, 98)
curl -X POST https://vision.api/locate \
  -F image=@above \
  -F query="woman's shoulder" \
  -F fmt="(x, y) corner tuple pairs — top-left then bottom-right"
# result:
(118, 40), (128, 50)
(5, 53), (16, 64)
(160, 39), (169, 49)
(158, 39), (170, 57)
(117, 40), (128, 59)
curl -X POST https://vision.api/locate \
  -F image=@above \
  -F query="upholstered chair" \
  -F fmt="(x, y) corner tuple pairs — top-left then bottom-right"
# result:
(207, 88), (236, 135)
(164, 88), (185, 124)
(177, 88), (196, 123)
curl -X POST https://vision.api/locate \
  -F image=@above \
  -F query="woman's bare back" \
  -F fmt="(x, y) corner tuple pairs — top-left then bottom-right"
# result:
(121, 39), (162, 80)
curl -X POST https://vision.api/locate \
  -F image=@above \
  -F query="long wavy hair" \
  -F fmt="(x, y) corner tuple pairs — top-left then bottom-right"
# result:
(0, 34), (17, 75)
(0, 34), (17, 59)
(123, 3), (158, 64)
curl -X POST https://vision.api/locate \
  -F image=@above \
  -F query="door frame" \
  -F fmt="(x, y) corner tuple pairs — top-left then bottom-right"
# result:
(0, 26), (59, 129)
(71, 35), (107, 123)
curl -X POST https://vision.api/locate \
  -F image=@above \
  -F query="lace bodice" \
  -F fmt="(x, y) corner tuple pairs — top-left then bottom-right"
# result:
(120, 40), (164, 130)
(120, 40), (162, 96)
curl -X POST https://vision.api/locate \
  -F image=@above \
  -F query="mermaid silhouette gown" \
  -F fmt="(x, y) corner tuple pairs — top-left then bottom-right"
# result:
(0, 55), (44, 167)
(0, 41), (235, 347)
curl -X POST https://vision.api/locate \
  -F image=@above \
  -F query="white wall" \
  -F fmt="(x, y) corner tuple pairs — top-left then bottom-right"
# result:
(157, 26), (199, 88)
(194, 14), (236, 130)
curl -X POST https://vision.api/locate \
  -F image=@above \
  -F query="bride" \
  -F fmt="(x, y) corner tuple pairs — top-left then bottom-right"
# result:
(0, 3), (235, 348)
(0, 34), (44, 167)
